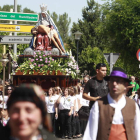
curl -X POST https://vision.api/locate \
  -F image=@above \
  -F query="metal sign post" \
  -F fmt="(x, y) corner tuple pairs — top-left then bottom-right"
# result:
(104, 53), (120, 73)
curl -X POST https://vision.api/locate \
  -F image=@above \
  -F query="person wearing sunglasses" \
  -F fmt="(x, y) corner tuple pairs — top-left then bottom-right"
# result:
(6, 85), (14, 97)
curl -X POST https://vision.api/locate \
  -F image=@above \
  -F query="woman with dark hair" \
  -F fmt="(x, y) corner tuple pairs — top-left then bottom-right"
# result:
(56, 87), (74, 139)
(5, 85), (14, 97)
(1, 84), (58, 140)
(0, 85), (14, 126)
(69, 86), (82, 138)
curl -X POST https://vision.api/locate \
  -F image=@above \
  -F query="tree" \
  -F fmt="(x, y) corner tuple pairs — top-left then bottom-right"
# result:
(58, 13), (71, 42)
(51, 12), (71, 43)
(102, 0), (140, 74)
(69, 0), (105, 73)
(0, 5), (22, 24)
(79, 46), (108, 75)
(50, 12), (59, 27)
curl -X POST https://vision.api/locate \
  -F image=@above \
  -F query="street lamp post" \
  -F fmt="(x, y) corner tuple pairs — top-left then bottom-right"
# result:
(74, 31), (82, 65)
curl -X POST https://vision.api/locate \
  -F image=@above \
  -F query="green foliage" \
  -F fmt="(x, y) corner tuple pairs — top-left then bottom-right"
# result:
(50, 12), (59, 27)
(50, 12), (71, 42)
(58, 13), (71, 42)
(69, 0), (106, 74)
(79, 46), (109, 75)
(101, 0), (140, 76)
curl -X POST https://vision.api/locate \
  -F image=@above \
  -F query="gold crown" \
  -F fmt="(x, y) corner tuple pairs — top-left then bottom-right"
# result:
(40, 4), (47, 13)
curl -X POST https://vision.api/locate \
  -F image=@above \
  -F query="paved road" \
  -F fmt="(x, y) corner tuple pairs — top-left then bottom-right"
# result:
(57, 137), (82, 140)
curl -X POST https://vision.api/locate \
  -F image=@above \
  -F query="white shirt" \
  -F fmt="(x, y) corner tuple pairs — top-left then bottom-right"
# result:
(134, 94), (140, 106)
(0, 95), (8, 109)
(80, 92), (89, 106)
(59, 95), (74, 110)
(70, 96), (76, 114)
(45, 96), (56, 113)
(74, 95), (79, 112)
(54, 94), (60, 100)
(83, 94), (140, 140)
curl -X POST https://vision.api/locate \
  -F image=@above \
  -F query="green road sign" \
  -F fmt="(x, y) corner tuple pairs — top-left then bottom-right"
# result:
(0, 11), (38, 22)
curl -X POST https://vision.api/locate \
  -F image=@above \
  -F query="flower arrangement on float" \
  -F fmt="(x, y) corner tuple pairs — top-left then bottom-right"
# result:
(14, 50), (80, 79)
(63, 50), (80, 79)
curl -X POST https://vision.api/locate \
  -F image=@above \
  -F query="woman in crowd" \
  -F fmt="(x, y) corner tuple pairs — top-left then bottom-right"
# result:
(56, 86), (63, 95)
(0, 105), (9, 126)
(74, 86), (82, 138)
(0, 85), (14, 126)
(6, 85), (14, 97)
(53, 87), (62, 137)
(1, 84), (57, 140)
(78, 86), (90, 135)
(56, 87), (74, 139)
(69, 87), (76, 138)
(53, 87), (60, 99)
(69, 86), (82, 138)
(45, 87), (57, 135)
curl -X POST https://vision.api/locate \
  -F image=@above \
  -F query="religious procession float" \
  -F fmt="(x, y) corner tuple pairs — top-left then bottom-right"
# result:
(11, 4), (79, 91)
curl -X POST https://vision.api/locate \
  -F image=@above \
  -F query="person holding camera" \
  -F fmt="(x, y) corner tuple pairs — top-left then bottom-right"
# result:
(56, 87), (74, 139)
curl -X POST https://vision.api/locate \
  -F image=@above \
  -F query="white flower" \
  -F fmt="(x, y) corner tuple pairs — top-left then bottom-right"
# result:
(30, 64), (34, 69)
(65, 68), (69, 72)
(76, 70), (80, 73)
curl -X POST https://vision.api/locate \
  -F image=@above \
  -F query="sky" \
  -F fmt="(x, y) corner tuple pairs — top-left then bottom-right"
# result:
(0, 0), (105, 27)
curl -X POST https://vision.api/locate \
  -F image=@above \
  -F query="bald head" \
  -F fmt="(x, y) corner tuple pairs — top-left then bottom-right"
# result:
(130, 76), (135, 82)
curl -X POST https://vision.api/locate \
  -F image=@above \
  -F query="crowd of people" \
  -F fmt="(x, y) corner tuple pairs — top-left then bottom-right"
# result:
(81, 64), (140, 140)
(45, 86), (85, 139)
(0, 80), (90, 139)
(0, 63), (140, 140)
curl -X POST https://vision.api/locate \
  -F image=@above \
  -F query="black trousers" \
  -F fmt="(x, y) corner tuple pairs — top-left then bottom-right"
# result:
(59, 109), (72, 137)
(49, 113), (55, 134)
(55, 113), (61, 137)
(71, 116), (81, 136)
(80, 120), (87, 135)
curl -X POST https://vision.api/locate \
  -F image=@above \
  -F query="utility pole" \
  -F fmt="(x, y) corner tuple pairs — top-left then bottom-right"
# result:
(13, 0), (17, 55)
(8, 8), (13, 79)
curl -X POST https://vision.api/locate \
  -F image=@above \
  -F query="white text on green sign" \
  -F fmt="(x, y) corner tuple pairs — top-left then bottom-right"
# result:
(0, 11), (38, 22)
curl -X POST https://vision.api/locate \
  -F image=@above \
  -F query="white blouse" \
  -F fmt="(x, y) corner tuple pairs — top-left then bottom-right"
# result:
(45, 96), (57, 113)
(59, 95), (74, 110)
(79, 92), (89, 106)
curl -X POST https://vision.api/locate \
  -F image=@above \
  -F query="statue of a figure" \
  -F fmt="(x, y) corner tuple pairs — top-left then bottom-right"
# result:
(31, 4), (66, 55)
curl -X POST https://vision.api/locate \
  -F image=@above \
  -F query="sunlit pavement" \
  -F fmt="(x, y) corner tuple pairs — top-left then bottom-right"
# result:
(57, 137), (82, 140)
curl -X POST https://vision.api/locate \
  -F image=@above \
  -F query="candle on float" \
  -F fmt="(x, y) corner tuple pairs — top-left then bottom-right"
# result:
(3, 45), (6, 54)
